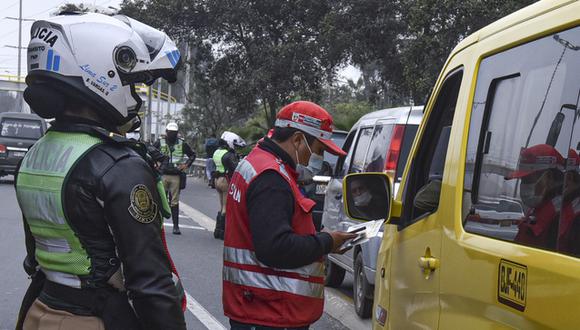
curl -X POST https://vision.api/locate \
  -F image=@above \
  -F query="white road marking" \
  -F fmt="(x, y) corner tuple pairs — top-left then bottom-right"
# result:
(179, 201), (217, 231)
(163, 223), (205, 230)
(179, 200), (369, 329)
(185, 290), (227, 330)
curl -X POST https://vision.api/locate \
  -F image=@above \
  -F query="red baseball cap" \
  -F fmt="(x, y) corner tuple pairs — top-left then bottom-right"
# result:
(275, 101), (347, 156)
(566, 149), (580, 172)
(506, 144), (564, 179)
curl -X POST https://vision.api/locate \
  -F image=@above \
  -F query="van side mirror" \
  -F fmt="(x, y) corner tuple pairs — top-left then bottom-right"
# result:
(343, 173), (391, 222)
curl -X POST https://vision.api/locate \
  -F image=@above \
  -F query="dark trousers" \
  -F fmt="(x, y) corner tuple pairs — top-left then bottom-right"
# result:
(230, 319), (309, 330)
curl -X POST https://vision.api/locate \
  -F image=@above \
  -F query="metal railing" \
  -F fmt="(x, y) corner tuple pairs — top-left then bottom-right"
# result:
(189, 158), (207, 178)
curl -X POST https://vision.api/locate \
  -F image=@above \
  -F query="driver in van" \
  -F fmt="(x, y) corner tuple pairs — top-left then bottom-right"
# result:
(350, 177), (385, 220)
(506, 144), (565, 250)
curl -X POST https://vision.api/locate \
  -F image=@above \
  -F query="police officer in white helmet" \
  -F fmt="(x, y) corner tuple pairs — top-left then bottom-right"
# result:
(153, 122), (196, 234)
(15, 12), (186, 329)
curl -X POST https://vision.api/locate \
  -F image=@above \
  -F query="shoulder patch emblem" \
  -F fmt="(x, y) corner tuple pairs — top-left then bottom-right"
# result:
(128, 184), (158, 224)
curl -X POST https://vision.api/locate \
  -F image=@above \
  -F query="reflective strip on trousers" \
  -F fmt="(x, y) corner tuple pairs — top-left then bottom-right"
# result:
(223, 247), (324, 278)
(223, 266), (324, 299)
(42, 269), (81, 288)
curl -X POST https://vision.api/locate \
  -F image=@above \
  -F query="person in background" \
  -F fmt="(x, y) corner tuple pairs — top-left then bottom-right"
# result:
(213, 131), (246, 240)
(154, 123), (196, 234)
(205, 134), (219, 188)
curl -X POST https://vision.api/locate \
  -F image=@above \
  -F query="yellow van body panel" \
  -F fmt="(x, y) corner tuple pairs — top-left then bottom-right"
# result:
(373, 1), (580, 329)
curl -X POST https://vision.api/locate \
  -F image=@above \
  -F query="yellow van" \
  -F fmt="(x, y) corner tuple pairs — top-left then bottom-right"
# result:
(342, 1), (580, 328)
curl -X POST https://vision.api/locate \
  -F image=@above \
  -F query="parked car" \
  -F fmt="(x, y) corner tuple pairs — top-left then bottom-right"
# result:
(307, 130), (347, 230)
(0, 112), (47, 177)
(321, 105), (423, 318)
(342, 1), (580, 329)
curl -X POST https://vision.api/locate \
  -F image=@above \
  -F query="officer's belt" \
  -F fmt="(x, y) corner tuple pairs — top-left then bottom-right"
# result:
(40, 280), (113, 315)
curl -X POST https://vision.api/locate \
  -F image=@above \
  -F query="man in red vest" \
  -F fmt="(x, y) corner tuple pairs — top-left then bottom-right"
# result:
(223, 101), (357, 329)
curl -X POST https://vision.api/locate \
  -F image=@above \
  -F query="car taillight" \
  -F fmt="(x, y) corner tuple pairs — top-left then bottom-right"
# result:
(385, 125), (405, 178)
(0, 144), (6, 154)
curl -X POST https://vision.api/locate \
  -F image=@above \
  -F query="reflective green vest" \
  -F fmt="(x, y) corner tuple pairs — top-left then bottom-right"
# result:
(213, 148), (228, 174)
(16, 131), (102, 288)
(160, 138), (186, 166)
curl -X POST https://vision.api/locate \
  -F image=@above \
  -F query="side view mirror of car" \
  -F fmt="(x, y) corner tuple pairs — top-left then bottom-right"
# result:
(343, 173), (391, 222)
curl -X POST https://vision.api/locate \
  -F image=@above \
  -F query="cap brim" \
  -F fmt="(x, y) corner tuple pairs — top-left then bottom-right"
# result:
(319, 138), (347, 156)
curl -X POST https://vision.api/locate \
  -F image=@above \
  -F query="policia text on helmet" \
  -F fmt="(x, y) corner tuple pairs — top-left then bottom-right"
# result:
(15, 12), (187, 330)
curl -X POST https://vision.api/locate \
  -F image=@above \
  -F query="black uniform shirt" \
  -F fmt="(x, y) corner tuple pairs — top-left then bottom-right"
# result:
(246, 138), (333, 269)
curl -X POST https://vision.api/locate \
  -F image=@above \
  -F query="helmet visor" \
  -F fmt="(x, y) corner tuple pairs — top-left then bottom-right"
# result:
(114, 15), (166, 61)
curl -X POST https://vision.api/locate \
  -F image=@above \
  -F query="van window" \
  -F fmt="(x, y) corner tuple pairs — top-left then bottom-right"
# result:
(0, 118), (43, 139)
(349, 127), (373, 174)
(395, 125), (418, 182)
(364, 124), (394, 172)
(336, 130), (356, 177)
(463, 26), (580, 257)
(401, 69), (463, 225)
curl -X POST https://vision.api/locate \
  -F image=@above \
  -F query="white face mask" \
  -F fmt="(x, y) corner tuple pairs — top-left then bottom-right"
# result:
(296, 135), (323, 182)
(520, 182), (542, 208)
(353, 190), (372, 206)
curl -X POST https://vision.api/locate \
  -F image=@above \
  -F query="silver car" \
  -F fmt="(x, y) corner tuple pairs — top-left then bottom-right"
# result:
(321, 105), (423, 318)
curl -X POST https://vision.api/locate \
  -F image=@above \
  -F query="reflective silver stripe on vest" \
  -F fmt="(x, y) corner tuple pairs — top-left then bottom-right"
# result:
(34, 237), (71, 253)
(278, 164), (290, 180)
(223, 266), (324, 299)
(236, 159), (257, 183)
(17, 189), (66, 225)
(43, 269), (81, 288)
(223, 247), (324, 278)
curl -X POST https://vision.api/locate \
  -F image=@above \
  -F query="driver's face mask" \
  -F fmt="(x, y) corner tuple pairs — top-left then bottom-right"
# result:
(520, 171), (548, 208)
(353, 190), (372, 207)
(296, 135), (324, 183)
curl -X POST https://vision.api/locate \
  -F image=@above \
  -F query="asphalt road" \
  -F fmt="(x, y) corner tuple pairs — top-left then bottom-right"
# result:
(0, 175), (370, 330)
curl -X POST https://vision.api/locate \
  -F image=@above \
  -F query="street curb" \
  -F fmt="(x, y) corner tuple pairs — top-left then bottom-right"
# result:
(325, 288), (372, 329)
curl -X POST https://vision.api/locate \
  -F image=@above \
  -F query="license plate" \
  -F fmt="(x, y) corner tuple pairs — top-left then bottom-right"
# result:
(315, 184), (327, 195)
(10, 151), (26, 158)
(498, 259), (527, 311)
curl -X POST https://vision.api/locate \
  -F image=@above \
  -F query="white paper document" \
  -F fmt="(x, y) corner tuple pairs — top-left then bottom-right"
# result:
(339, 220), (384, 251)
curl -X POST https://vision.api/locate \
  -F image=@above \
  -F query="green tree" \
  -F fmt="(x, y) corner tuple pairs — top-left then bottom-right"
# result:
(398, 0), (537, 101)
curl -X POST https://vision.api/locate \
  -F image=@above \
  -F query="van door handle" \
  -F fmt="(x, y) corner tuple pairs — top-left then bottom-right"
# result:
(335, 194), (342, 200)
(418, 247), (439, 279)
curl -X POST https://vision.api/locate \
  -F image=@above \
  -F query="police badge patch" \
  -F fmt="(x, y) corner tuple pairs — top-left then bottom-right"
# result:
(128, 184), (158, 223)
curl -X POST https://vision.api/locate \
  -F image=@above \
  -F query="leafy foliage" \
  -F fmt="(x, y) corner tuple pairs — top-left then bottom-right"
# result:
(119, 0), (537, 137)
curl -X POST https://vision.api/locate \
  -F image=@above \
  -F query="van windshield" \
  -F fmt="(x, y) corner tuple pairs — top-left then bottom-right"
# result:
(1, 118), (43, 139)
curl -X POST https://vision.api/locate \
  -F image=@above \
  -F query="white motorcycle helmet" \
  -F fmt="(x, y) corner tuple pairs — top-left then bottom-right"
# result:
(24, 12), (181, 129)
(221, 131), (247, 149)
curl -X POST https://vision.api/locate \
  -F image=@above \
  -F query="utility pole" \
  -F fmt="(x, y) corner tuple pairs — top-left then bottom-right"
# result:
(145, 85), (153, 142)
(156, 79), (162, 138)
(167, 84), (172, 120)
(17, 0), (23, 82)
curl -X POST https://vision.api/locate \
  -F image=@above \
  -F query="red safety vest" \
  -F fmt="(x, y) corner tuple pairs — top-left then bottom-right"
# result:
(515, 196), (562, 248)
(223, 146), (324, 328)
